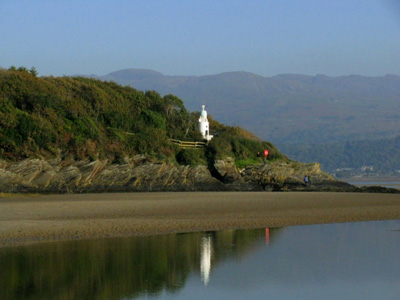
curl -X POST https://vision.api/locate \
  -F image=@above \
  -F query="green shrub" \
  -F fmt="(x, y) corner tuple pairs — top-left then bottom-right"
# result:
(206, 126), (288, 165)
(176, 149), (206, 166)
(235, 158), (262, 169)
(141, 110), (166, 130)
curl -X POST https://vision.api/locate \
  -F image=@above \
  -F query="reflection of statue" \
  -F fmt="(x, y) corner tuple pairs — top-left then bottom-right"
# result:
(200, 235), (213, 286)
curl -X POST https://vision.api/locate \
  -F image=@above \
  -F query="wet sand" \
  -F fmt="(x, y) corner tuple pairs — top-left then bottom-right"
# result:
(1, 192), (399, 247)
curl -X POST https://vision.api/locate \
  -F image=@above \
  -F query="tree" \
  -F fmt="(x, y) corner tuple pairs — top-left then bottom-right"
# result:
(17, 66), (29, 73)
(30, 67), (38, 77)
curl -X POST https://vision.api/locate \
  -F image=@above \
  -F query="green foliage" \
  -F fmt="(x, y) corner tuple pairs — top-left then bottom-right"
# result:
(29, 67), (38, 77)
(162, 94), (200, 141)
(176, 149), (207, 166)
(0, 68), (286, 165)
(207, 132), (233, 158)
(0, 69), (176, 160)
(235, 158), (261, 169)
(206, 125), (287, 167)
(141, 110), (166, 130)
(132, 127), (169, 156)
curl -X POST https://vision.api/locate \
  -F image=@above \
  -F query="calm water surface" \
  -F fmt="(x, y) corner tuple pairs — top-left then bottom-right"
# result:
(345, 179), (400, 189)
(1, 221), (399, 300)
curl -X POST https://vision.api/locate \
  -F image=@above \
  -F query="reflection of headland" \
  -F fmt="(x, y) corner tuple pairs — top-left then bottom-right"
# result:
(0, 228), (281, 300)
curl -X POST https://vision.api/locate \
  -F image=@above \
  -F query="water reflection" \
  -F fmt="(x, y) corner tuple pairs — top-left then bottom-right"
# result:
(1, 221), (399, 300)
(0, 228), (276, 300)
(206, 221), (400, 300)
(200, 235), (212, 286)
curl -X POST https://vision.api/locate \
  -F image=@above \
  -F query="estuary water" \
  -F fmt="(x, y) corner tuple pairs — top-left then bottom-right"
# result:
(344, 178), (400, 190)
(1, 221), (399, 300)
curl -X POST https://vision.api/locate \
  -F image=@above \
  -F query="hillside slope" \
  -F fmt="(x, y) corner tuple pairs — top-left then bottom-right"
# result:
(0, 68), (284, 166)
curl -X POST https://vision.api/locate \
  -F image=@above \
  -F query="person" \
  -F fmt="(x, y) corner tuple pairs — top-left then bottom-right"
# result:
(304, 175), (309, 187)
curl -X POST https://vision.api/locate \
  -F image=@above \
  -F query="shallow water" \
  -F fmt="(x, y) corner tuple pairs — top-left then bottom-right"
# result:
(345, 179), (400, 189)
(1, 221), (399, 300)
(349, 181), (400, 189)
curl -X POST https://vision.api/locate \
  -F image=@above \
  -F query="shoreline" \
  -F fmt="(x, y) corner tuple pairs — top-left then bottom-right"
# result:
(340, 177), (400, 189)
(1, 191), (399, 248)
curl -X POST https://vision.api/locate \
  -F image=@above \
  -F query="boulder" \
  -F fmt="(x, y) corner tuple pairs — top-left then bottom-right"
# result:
(213, 157), (242, 183)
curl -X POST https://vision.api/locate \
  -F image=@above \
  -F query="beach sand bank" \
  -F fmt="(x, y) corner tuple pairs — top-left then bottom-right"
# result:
(1, 192), (399, 247)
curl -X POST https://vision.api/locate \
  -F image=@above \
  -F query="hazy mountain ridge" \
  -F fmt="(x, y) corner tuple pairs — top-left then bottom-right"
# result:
(279, 135), (400, 176)
(99, 69), (400, 145)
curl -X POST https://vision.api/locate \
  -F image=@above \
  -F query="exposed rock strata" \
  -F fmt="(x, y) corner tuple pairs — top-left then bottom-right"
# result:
(0, 157), (398, 193)
(0, 157), (225, 193)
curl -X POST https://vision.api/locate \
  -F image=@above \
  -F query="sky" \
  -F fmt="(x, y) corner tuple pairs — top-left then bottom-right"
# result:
(1, 0), (399, 77)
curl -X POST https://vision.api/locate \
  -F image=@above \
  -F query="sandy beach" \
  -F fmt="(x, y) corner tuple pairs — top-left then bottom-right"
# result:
(1, 192), (399, 247)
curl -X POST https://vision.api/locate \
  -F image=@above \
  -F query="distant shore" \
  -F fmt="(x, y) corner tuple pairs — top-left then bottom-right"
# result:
(341, 177), (400, 189)
(1, 192), (399, 248)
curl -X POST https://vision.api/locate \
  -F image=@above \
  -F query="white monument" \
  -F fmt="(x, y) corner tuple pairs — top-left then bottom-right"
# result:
(198, 105), (213, 141)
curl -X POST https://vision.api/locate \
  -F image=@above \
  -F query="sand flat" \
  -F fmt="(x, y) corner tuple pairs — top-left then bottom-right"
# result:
(0, 192), (399, 247)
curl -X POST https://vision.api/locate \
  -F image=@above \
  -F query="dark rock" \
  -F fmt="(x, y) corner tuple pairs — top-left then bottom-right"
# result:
(213, 157), (242, 183)
(359, 185), (400, 193)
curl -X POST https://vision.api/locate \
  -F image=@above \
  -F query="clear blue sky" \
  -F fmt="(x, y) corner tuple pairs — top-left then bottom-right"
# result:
(1, 0), (399, 77)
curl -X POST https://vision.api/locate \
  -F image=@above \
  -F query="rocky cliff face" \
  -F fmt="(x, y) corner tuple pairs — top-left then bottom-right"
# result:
(0, 157), (397, 193)
(0, 156), (225, 193)
(241, 161), (341, 191)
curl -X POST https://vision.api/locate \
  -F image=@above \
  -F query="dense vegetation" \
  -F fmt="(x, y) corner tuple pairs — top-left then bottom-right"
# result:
(279, 136), (400, 175)
(0, 68), (285, 167)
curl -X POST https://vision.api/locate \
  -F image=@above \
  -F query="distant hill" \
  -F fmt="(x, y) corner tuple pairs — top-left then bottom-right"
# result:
(99, 69), (400, 145)
(279, 136), (400, 176)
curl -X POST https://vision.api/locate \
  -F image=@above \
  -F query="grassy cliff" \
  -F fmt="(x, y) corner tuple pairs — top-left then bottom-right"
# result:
(0, 68), (285, 167)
